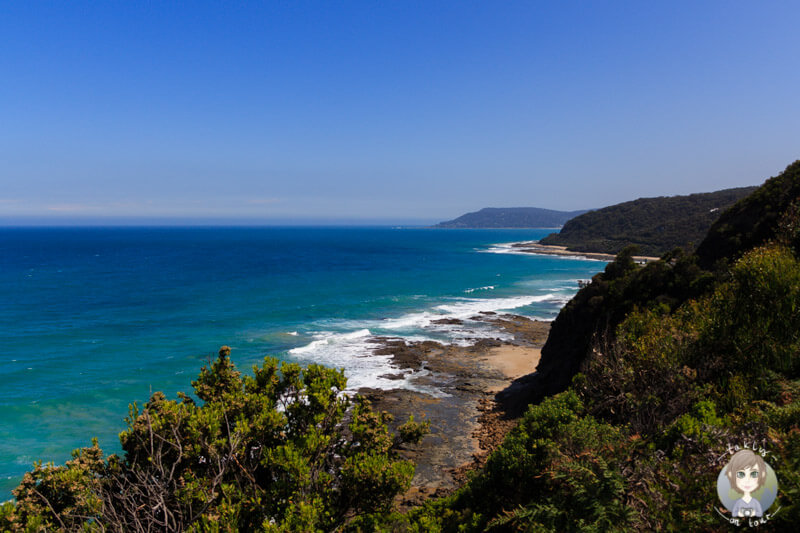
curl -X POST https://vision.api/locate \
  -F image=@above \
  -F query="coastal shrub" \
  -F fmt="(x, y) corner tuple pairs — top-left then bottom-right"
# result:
(448, 173), (800, 531)
(663, 400), (725, 450)
(765, 404), (800, 526)
(579, 244), (800, 432)
(527, 245), (716, 409)
(413, 390), (634, 532)
(4, 347), (427, 532)
(0, 502), (12, 530)
(576, 306), (700, 435)
(486, 249), (799, 529)
(2, 442), (105, 531)
(701, 245), (800, 377)
(776, 199), (800, 255)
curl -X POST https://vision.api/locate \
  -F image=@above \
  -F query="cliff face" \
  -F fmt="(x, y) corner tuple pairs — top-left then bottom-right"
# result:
(499, 161), (800, 413)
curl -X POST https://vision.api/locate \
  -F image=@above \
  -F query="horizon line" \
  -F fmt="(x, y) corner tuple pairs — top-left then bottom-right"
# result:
(0, 215), (444, 227)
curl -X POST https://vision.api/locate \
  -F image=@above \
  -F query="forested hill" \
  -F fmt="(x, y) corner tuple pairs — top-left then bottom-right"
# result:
(472, 160), (800, 530)
(539, 186), (757, 256)
(434, 207), (587, 228)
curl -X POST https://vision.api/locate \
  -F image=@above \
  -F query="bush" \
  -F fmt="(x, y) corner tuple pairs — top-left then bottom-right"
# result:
(413, 391), (634, 532)
(702, 245), (800, 377)
(4, 347), (427, 532)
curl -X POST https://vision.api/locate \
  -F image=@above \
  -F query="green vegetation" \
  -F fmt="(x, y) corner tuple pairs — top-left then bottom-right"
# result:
(405, 161), (800, 530)
(406, 243), (800, 530)
(5, 161), (800, 531)
(540, 186), (756, 256)
(0, 350), (427, 531)
(407, 390), (634, 531)
(696, 160), (800, 268)
(434, 207), (587, 228)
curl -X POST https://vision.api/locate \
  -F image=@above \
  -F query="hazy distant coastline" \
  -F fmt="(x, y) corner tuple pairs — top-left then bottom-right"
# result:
(434, 207), (588, 229)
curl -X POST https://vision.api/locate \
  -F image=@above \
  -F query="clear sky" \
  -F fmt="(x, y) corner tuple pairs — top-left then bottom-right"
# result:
(1, 1), (798, 224)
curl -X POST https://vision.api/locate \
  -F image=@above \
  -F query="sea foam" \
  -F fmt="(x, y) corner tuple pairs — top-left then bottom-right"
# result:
(464, 285), (495, 293)
(0, 227), (609, 500)
(287, 293), (562, 394)
(484, 242), (608, 262)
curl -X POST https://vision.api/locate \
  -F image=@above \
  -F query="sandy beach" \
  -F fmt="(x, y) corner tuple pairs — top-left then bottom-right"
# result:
(480, 345), (542, 392)
(357, 313), (550, 505)
(511, 241), (660, 263)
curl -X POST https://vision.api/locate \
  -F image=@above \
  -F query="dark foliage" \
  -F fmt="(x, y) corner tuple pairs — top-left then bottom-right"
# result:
(696, 160), (800, 268)
(540, 186), (756, 256)
(503, 164), (798, 414)
(1, 350), (428, 532)
(498, 246), (713, 413)
(411, 390), (634, 532)
(411, 240), (800, 531)
(409, 159), (800, 531)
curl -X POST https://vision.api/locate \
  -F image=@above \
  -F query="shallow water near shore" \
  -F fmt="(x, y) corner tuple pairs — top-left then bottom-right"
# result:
(0, 226), (606, 498)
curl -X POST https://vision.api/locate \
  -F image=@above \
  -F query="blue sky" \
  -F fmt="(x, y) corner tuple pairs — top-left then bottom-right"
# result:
(1, 1), (798, 223)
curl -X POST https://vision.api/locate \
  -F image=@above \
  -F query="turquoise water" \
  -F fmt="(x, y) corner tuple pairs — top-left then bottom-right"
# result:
(0, 226), (606, 498)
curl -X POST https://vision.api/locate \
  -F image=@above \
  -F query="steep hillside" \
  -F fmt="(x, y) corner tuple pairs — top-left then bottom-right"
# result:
(540, 186), (756, 256)
(411, 162), (800, 530)
(505, 164), (795, 412)
(696, 160), (800, 268)
(435, 207), (587, 228)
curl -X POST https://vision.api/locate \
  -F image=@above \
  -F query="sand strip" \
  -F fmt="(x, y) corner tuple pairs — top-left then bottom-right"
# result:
(511, 241), (660, 263)
(481, 345), (541, 392)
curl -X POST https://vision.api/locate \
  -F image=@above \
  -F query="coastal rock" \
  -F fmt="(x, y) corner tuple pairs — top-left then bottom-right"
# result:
(430, 317), (464, 325)
(358, 314), (551, 506)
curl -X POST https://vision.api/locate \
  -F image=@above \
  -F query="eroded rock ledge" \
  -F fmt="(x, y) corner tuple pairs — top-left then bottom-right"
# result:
(356, 314), (550, 506)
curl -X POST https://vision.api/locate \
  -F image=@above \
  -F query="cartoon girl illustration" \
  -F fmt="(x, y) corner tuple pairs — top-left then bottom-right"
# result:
(725, 449), (767, 518)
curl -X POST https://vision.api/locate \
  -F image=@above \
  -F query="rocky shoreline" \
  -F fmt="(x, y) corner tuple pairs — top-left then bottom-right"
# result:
(356, 313), (551, 507)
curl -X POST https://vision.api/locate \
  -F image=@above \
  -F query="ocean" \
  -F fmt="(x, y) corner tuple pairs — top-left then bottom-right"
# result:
(0, 226), (607, 498)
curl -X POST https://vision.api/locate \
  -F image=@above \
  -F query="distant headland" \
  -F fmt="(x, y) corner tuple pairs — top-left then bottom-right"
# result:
(434, 207), (588, 229)
(437, 186), (757, 259)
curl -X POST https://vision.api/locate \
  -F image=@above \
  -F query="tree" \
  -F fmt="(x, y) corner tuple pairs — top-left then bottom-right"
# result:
(2, 347), (427, 532)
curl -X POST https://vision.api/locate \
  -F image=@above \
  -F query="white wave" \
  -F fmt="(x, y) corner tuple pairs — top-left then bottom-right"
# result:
(369, 294), (556, 338)
(527, 315), (557, 322)
(285, 287), (581, 397)
(464, 285), (495, 293)
(483, 242), (609, 262)
(379, 312), (437, 330)
(287, 331), (298, 336)
(288, 328), (449, 396)
(434, 294), (557, 316)
(547, 294), (574, 305)
(482, 242), (532, 255)
(289, 329), (371, 355)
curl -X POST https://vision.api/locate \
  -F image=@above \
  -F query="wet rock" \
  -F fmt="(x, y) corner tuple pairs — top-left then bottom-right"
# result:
(356, 316), (552, 508)
(378, 372), (407, 380)
(431, 318), (464, 325)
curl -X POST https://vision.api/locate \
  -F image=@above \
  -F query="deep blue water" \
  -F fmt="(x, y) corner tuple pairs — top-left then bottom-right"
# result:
(0, 226), (606, 498)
